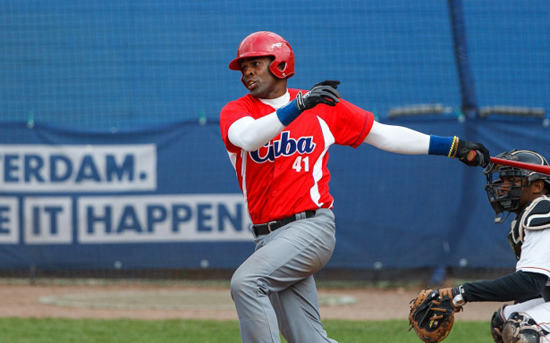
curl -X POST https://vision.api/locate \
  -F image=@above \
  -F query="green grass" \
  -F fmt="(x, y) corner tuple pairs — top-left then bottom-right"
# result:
(326, 320), (491, 343)
(0, 318), (492, 343)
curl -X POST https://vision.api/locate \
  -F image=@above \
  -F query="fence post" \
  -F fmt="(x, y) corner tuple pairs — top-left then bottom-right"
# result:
(448, 0), (478, 119)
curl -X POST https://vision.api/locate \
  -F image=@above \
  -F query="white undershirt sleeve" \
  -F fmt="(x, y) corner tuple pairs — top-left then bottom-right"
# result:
(363, 121), (430, 154)
(227, 112), (285, 151)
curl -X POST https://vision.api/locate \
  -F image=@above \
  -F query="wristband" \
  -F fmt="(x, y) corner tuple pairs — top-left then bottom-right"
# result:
(452, 285), (467, 307)
(276, 99), (303, 126)
(428, 135), (455, 156)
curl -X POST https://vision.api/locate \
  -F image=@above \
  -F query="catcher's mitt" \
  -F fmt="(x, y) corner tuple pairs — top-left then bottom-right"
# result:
(408, 288), (463, 343)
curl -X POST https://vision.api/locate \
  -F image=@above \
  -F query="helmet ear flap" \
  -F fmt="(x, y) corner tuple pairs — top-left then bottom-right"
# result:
(268, 42), (294, 79)
(274, 61), (287, 74)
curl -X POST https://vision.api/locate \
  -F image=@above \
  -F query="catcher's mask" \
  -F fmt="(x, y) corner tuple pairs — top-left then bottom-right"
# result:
(484, 149), (550, 223)
(229, 31), (295, 79)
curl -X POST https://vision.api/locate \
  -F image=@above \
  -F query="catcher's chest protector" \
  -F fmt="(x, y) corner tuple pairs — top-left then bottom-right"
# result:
(507, 218), (522, 261)
(509, 196), (550, 261)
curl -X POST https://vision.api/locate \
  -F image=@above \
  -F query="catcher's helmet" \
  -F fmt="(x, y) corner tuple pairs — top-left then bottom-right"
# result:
(229, 31), (295, 79)
(484, 149), (550, 223)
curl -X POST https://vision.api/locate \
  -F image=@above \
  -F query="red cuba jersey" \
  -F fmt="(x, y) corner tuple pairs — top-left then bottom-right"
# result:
(220, 89), (374, 224)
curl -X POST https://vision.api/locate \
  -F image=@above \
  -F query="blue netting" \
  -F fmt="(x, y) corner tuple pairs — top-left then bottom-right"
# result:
(0, 1), (548, 129)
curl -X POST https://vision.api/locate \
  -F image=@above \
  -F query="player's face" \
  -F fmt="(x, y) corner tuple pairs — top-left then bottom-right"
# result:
(495, 176), (521, 196)
(239, 57), (285, 99)
(498, 176), (538, 212)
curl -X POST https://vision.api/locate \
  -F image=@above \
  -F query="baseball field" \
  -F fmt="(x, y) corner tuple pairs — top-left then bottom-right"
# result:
(0, 279), (499, 342)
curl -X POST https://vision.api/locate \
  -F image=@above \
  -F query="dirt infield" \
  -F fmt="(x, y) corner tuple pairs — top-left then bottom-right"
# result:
(0, 281), (500, 321)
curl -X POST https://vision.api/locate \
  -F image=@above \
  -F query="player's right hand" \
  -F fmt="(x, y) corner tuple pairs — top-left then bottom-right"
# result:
(456, 139), (490, 167)
(296, 80), (341, 111)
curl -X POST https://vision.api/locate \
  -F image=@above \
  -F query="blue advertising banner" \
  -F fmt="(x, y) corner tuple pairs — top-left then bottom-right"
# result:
(0, 122), (255, 270)
(0, 119), (549, 271)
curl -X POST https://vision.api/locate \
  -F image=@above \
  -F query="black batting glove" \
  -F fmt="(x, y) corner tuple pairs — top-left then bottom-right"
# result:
(312, 80), (341, 89)
(296, 80), (341, 111)
(456, 139), (490, 167)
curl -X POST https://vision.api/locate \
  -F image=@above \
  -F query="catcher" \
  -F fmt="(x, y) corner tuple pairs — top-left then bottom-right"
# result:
(410, 149), (550, 343)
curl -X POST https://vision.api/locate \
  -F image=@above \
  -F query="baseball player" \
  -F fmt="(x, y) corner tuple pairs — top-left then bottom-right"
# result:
(432, 150), (550, 343)
(220, 31), (490, 343)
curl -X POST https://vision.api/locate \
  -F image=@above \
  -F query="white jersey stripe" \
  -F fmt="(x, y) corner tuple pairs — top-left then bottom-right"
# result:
(240, 150), (249, 212)
(310, 117), (335, 207)
(227, 151), (237, 169)
(227, 149), (251, 223)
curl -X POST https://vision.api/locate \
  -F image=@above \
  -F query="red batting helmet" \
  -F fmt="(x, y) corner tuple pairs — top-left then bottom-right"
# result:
(229, 31), (295, 79)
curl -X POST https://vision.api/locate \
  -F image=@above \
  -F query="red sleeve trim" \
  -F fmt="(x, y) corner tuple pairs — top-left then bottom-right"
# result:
(350, 111), (375, 148)
(222, 113), (246, 153)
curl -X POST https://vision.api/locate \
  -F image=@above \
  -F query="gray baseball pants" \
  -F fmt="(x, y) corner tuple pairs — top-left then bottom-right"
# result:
(230, 209), (338, 343)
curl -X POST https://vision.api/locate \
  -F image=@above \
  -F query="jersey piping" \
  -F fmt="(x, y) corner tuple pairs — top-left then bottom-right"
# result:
(310, 116), (335, 207)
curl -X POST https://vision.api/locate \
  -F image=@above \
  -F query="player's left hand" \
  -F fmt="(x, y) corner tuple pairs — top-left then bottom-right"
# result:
(456, 139), (490, 167)
(409, 288), (464, 343)
(296, 80), (341, 111)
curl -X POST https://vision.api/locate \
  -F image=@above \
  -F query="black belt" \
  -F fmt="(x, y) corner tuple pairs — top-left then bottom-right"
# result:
(252, 210), (316, 236)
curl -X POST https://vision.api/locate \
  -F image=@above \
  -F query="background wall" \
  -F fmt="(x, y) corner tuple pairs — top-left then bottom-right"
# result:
(0, 0), (548, 275)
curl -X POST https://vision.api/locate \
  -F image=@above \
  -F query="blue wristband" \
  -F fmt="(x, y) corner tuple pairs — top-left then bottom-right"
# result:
(428, 135), (454, 156)
(276, 99), (303, 126)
